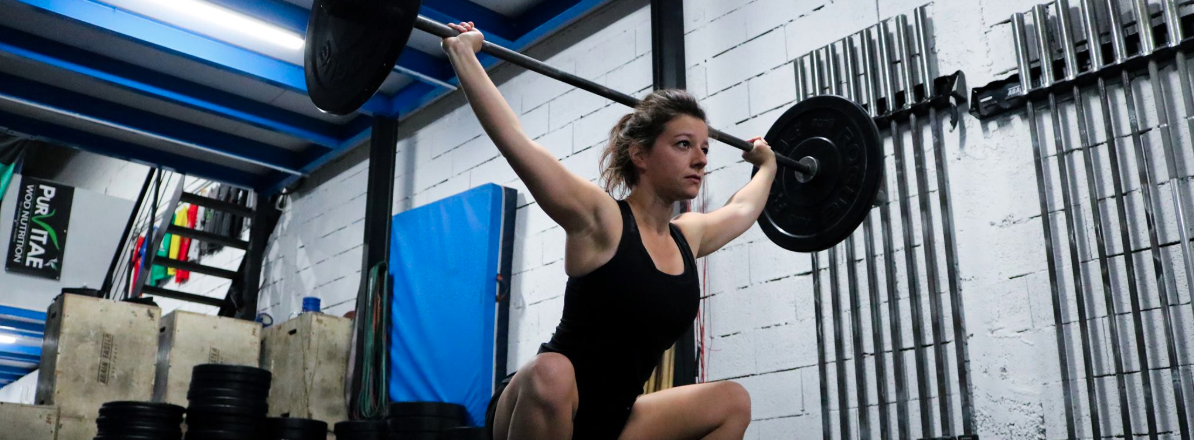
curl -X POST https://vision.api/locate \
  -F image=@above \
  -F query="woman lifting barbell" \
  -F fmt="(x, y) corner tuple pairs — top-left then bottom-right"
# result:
(443, 21), (775, 440)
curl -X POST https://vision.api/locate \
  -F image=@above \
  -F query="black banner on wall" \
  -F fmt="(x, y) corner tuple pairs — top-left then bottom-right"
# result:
(6, 176), (73, 280)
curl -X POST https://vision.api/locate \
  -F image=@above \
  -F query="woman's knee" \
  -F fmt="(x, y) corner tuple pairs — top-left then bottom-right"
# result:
(717, 381), (751, 423)
(520, 353), (578, 409)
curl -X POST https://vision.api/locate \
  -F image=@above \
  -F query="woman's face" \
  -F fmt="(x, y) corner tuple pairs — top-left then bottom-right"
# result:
(634, 114), (709, 201)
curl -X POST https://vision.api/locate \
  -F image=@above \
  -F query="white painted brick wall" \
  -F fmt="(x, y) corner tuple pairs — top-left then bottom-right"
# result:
(245, 0), (1194, 438)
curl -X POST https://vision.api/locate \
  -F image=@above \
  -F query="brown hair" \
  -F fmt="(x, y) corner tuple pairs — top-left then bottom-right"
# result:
(599, 89), (707, 197)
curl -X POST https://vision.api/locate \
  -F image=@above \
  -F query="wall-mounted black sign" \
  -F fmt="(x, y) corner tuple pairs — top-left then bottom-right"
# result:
(6, 176), (72, 280)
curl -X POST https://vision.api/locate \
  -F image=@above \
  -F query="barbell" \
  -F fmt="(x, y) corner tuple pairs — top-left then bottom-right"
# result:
(303, 0), (884, 252)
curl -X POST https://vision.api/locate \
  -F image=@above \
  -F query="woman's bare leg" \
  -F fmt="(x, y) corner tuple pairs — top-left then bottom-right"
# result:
(616, 381), (751, 440)
(492, 353), (580, 440)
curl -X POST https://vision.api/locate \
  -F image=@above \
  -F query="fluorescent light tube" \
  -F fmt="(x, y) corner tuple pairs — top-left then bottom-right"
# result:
(151, 0), (305, 50)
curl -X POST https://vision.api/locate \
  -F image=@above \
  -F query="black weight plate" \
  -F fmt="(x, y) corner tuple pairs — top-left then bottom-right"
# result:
(186, 397), (269, 411)
(97, 417), (182, 428)
(386, 416), (463, 432)
(387, 402), (468, 419)
(386, 432), (438, 440)
(95, 434), (179, 438)
(756, 95), (884, 252)
(336, 420), (388, 434)
(184, 411), (261, 423)
(99, 401), (186, 419)
(440, 427), (488, 440)
(186, 403), (266, 412)
(185, 416), (261, 429)
(189, 374), (271, 387)
(186, 387), (269, 400)
(335, 433), (388, 440)
(183, 429), (261, 440)
(192, 364), (272, 377)
(305, 0), (423, 115)
(190, 371), (272, 384)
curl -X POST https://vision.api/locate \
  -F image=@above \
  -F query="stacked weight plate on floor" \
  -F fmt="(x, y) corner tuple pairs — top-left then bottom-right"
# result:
(439, 427), (488, 440)
(334, 420), (388, 440)
(95, 401), (185, 440)
(265, 417), (328, 440)
(386, 402), (468, 439)
(184, 364), (272, 440)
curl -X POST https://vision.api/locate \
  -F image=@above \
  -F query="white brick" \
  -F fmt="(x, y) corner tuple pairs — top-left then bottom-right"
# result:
(577, 30), (637, 76)
(451, 135), (498, 174)
(738, 369), (802, 418)
(707, 30), (787, 94)
(550, 87), (609, 131)
(748, 63), (797, 117)
(686, 10), (748, 65)
(605, 55), (652, 95)
(702, 83), (750, 128)
(573, 104), (625, 151)
(521, 103), (550, 139)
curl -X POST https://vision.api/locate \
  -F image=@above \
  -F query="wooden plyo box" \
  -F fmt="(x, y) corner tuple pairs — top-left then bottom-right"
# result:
(0, 402), (57, 440)
(261, 313), (352, 427)
(35, 294), (160, 419)
(153, 310), (262, 406)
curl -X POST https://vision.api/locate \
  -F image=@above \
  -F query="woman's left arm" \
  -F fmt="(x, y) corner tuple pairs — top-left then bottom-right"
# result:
(675, 138), (777, 258)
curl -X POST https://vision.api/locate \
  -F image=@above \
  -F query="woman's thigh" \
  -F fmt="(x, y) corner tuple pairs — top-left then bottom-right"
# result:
(616, 381), (751, 440)
(491, 352), (580, 440)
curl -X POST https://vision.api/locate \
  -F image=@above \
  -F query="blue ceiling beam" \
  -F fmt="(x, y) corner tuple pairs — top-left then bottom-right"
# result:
(382, 0), (612, 125)
(0, 305), (44, 335)
(0, 343), (38, 360)
(7, 0), (394, 115)
(0, 25), (344, 149)
(0, 318), (43, 335)
(510, 0), (610, 48)
(514, 0), (585, 36)
(11, 0), (306, 90)
(0, 365), (30, 376)
(0, 71), (309, 175)
(0, 110), (267, 191)
(0, 305), (45, 322)
(422, 0), (518, 41)
(418, 6), (516, 49)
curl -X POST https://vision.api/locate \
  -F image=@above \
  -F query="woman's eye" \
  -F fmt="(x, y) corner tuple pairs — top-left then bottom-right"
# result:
(678, 141), (690, 148)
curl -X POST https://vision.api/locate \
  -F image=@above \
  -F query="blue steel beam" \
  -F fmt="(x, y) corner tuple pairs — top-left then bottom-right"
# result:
(0, 305), (45, 322)
(0, 109), (268, 190)
(0, 365), (30, 376)
(285, 0), (616, 193)
(0, 350), (39, 362)
(0, 318), (43, 334)
(0, 344), (40, 364)
(379, 0), (613, 132)
(0, 71), (308, 175)
(5, 0), (394, 114)
(422, 0), (518, 41)
(515, 0), (585, 36)
(0, 25), (344, 149)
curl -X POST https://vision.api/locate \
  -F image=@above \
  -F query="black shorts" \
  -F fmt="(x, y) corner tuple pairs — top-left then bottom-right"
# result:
(485, 371), (634, 440)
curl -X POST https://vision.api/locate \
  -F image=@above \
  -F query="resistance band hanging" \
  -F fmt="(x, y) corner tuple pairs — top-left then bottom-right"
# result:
(349, 262), (391, 420)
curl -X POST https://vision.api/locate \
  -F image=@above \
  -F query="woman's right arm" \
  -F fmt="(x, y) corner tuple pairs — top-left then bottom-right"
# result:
(442, 23), (616, 236)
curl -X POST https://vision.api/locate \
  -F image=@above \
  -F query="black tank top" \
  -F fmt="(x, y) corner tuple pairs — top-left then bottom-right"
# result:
(539, 199), (701, 412)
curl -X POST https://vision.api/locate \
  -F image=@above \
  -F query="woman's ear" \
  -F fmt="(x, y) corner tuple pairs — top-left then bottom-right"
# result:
(629, 143), (648, 169)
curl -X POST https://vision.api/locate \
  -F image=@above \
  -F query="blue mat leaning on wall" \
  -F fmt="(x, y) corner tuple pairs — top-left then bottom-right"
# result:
(389, 183), (515, 426)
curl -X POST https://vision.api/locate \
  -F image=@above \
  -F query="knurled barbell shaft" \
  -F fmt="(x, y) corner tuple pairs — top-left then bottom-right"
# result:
(415, 16), (809, 171)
